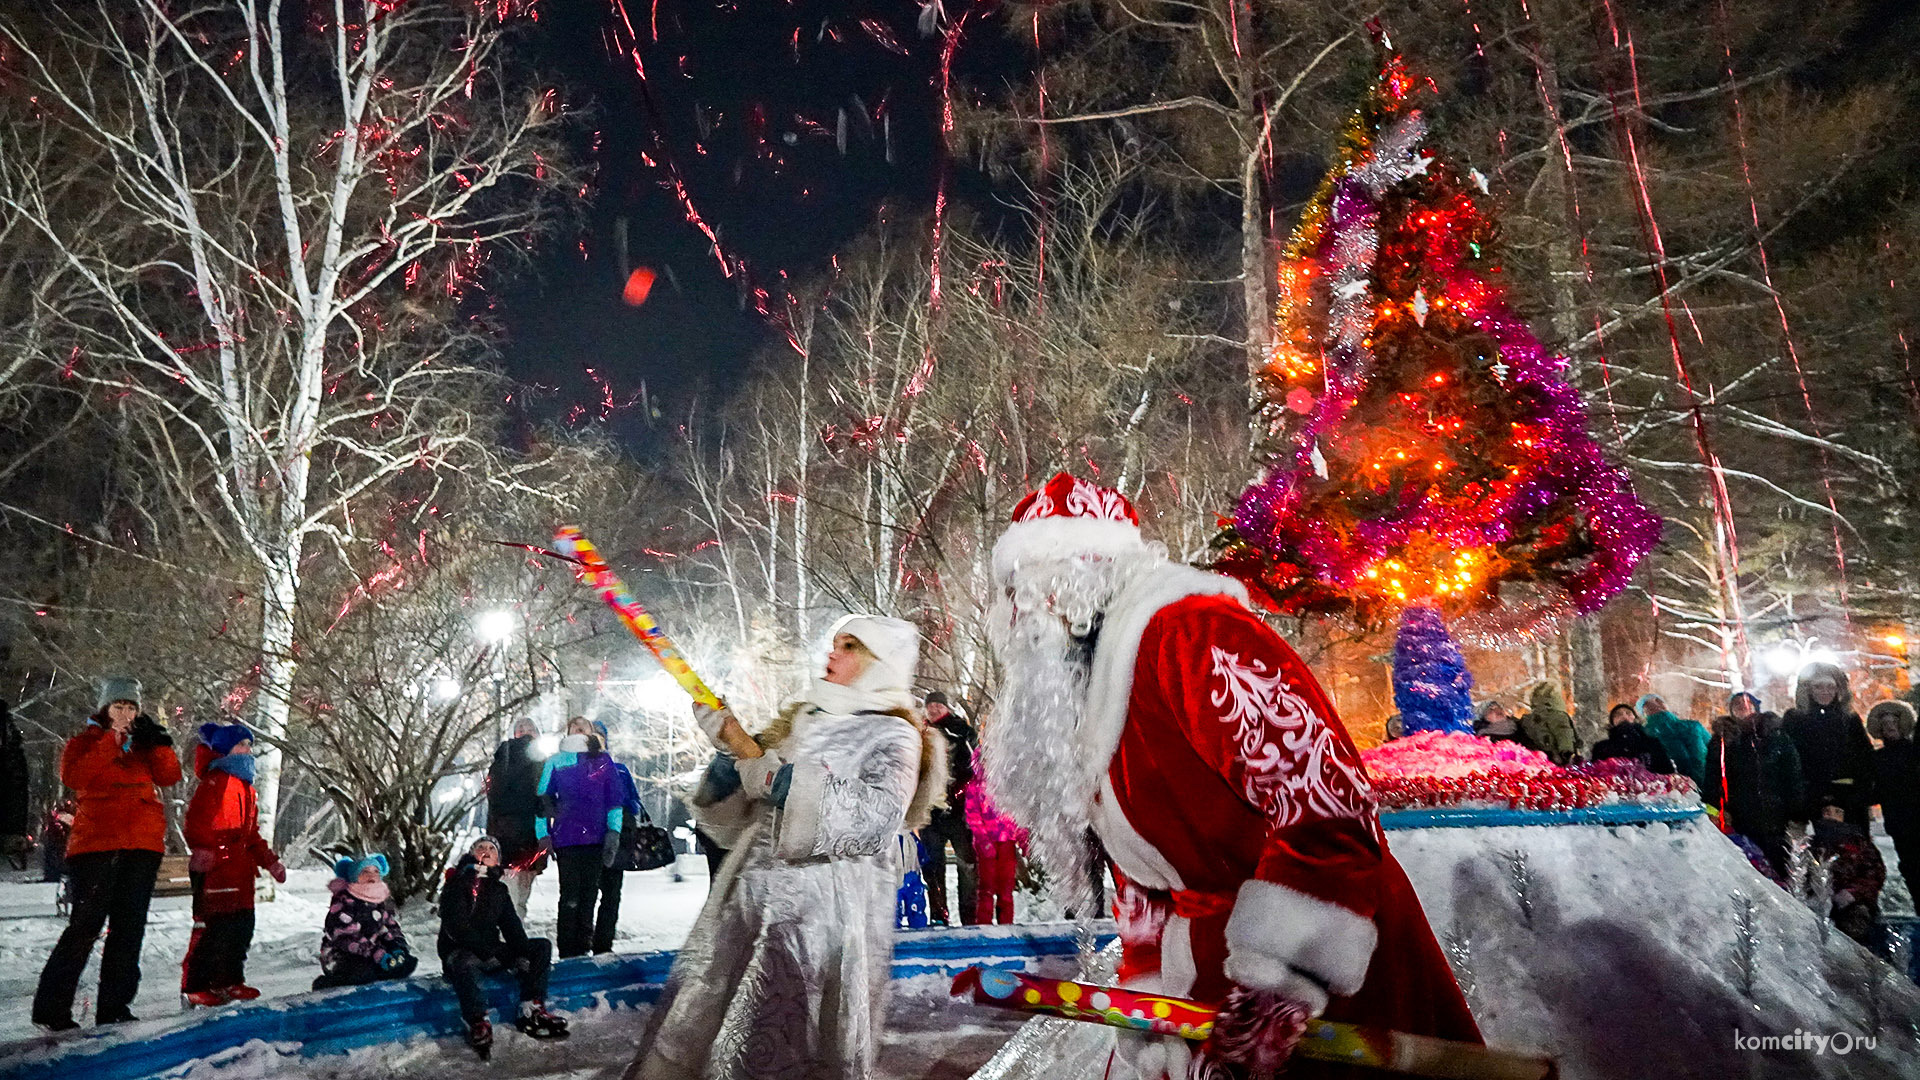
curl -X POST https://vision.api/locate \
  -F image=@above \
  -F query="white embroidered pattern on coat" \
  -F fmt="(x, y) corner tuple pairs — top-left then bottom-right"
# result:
(1207, 646), (1374, 827)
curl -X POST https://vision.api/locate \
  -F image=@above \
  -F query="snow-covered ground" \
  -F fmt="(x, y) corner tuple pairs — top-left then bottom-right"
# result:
(141, 988), (1024, 1080)
(5, 824), (1917, 1080)
(0, 857), (718, 1043)
(1389, 816), (1920, 1080)
(0, 853), (1029, 1079)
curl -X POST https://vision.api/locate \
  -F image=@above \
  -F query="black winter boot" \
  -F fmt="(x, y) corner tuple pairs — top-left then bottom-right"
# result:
(465, 1017), (493, 1060)
(514, 1003), (570, 1039)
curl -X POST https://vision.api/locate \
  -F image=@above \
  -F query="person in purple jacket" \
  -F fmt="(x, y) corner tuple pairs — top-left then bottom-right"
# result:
(538, 734), (626, 957)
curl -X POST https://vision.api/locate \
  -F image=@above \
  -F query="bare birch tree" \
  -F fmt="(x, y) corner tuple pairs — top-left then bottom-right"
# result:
(0, 0), (574, 840)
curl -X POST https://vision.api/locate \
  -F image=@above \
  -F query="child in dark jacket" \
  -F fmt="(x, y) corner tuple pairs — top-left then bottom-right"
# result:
(313, 854), (417, 989)
(438, 836), (570, 1059)
(1810, 799), (1886, 947)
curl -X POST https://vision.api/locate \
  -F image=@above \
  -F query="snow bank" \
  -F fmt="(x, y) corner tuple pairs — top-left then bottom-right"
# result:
(1390, 816), (1920, 1079)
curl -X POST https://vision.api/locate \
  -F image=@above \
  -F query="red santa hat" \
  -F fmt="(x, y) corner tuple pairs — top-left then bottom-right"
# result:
(992, 473), (1151, 581)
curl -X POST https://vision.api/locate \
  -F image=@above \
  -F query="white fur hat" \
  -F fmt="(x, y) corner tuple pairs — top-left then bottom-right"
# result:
(829, 614), (920, 695)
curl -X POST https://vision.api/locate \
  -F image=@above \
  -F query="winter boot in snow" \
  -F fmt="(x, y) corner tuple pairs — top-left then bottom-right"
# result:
(182, 990), (229, 1008)
(514, 1003), (570, 1040)
(465, 1017), (493, 1060)
(223, 985), (262, 1001)
(31, 1014), (79, 1034)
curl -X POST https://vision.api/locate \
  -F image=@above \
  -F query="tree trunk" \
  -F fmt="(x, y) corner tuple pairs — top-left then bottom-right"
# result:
(252, 538), (303, 855)
(1537, 146), (1612, 728)
(1568, 616), (1607, 746)
(793, 350), (810, 642)
(1240, 132), (1272, 436)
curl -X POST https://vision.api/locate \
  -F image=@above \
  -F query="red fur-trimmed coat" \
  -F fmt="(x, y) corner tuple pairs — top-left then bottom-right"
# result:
(1082, 567), (1479, 1070)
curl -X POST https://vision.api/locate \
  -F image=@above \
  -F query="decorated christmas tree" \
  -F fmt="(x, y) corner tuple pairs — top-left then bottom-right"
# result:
(1214, 36), (1659, 645)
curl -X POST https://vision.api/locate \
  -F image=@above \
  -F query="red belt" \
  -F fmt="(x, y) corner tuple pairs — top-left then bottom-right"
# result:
(1171, 888), (1235, 920)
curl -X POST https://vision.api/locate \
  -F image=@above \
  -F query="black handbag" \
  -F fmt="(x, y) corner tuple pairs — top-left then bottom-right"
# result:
(617, 808), (678, 872)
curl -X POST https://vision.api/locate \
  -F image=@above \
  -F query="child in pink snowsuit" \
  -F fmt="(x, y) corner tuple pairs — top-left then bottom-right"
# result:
(963, 748), (1026, 924)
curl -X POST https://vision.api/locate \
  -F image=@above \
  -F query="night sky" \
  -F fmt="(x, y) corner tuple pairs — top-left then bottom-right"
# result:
(497, 0), (1920, 455)
(498, 1), (997, 448)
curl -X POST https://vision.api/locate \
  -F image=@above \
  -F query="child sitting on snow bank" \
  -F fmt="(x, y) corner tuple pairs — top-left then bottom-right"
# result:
(438, 836), (570, 1059)
(1810, 797), (1886, 948)
(313, 854), (417, 990)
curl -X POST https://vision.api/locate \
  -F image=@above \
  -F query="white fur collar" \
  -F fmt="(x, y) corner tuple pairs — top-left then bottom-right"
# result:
(1080, 564), (1250, 774)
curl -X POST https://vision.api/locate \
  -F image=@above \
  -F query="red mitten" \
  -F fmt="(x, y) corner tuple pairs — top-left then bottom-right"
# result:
(1189, 985), (1312, 1080)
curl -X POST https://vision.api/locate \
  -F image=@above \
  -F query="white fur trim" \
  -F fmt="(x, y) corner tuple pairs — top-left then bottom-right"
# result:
(1161, 914), (1198, 997)
(772, 761), (828, 860)
(990, 518), (1151, 580)
(1125, 1036), (1191, 1080)
(1245, 968), (1331, 1018)
(1093, 774), (1185, 891)
(1116, 918), (1196, 1080)
(1081, 565), (1250, 779)
(1222, 879), (1377, 998)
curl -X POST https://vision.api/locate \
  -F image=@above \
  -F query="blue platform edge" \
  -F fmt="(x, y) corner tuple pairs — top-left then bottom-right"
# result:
(0, 923), (1117, 1080)
(1379, 802), (1703, 829)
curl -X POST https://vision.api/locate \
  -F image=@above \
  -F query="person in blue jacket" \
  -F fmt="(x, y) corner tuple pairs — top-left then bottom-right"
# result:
(1638, 693), (1710, 790)
(538, 733), (626, 957)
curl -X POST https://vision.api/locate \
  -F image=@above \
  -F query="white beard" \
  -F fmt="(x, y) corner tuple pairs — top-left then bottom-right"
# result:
(982, 551), (1161, 916)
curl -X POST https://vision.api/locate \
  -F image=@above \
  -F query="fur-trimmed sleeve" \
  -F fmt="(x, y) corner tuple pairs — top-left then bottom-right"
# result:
(774, 716), (920, 862)
(1140, 600), (1382, 1006)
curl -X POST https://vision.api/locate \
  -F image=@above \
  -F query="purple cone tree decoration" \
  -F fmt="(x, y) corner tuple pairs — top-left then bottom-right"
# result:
(1393, 605), (1476, 735)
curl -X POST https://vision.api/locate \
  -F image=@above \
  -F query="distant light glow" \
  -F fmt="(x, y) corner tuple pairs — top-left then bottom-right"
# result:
(476, 609), (518, 644)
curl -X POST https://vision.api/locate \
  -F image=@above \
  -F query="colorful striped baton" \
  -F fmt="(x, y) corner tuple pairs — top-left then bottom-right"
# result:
(554, 527), (725, 709)
(949, 967), (1555, 1079)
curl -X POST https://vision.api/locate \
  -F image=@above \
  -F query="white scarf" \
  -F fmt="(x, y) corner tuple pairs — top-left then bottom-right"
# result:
(799, 677), (917, 719)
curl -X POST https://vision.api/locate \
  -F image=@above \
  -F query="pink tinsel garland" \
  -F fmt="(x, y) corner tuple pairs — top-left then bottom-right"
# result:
(1361, 732), (1696, 812)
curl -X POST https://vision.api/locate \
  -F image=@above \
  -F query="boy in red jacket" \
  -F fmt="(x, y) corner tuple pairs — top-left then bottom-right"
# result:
(181, 722), (286, 1006)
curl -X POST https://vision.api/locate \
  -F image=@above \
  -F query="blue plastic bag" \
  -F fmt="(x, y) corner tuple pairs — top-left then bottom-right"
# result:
(896, 834), (930, 929)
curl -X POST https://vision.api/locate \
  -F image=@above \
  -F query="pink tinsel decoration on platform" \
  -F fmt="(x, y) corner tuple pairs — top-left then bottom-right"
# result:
(1362, 733), (1696, 812)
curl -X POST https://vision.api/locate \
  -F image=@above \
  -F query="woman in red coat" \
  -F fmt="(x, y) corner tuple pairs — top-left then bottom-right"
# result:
(32, 677), (183, 1030)
(181, 722), (285, 1006)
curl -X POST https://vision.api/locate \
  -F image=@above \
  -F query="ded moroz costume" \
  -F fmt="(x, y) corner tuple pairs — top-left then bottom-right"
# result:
(977, 473), (1479, 1080)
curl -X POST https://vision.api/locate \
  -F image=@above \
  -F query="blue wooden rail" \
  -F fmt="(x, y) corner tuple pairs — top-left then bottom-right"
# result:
(1379, 802), (1703, 830)
(0, 923), (1115, 1080)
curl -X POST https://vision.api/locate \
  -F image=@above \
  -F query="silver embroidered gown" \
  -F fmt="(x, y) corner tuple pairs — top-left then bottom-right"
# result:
(628, 708), (922, 1080)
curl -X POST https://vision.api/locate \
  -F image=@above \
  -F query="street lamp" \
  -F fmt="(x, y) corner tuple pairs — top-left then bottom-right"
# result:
(476, 608), (518, 645)
(474, 608), (520, 745)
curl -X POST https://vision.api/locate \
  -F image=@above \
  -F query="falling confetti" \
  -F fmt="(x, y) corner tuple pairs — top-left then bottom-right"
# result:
(623, 265), (658, 306)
